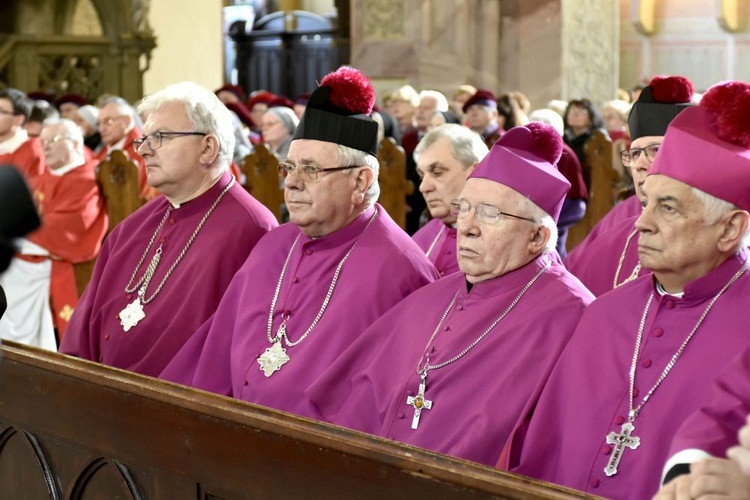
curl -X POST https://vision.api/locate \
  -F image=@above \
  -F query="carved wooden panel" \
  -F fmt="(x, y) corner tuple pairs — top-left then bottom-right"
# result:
(0, 341), (597, 499)
(96, 150), (145, 233)
(243, 143), (283, 223)
(377, 137), (412, 230)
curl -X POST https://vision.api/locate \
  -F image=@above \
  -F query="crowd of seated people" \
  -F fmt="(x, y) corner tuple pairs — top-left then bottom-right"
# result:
(6, 70), (750, 500)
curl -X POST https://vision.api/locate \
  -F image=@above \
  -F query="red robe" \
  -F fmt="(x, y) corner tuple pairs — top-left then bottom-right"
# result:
(0, 136), (46, 190)
(27, 159), (108, 338)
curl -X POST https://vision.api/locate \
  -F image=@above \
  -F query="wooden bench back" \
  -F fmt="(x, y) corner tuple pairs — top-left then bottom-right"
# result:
(0, 342), (597, 499)
(377, 137), (413, 229)
(96, 150), (145, 234)
(243, 143), (283, 222)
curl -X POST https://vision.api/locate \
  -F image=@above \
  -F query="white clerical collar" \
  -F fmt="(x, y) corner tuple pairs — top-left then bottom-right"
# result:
(0, 128), (28, 154)
(49, 155), (85, 176)
(655, 281), (685, 298)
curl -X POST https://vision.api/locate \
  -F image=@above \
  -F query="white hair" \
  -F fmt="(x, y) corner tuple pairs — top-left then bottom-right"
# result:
(336, 144), (380, 207)
(137, 82), (235, 171)
(692, 186), (750, 248)
(518, 196), (559, 255)
(528, 109), (564, 136)
(414, 123), (488, 168)
(419, 90), (449, 112)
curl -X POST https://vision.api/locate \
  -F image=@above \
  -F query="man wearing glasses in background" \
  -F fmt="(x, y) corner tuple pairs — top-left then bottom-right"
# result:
(60, 82), (277, 377)
(303, 122), (593, 466)
(95, 96), (157, 200)
(0, 88), (46, 190)
(564, 75), (695, 296)
(0, 118), (106, 350)
(160, 67), (437, 416)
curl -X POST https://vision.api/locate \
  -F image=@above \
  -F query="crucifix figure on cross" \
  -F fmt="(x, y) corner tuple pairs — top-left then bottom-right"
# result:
(604, 421), (641, 476)
(406, 373), (433, 429)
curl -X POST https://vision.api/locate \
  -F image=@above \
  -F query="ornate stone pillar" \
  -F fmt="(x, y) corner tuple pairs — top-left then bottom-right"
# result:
(561, 0), (619, 103)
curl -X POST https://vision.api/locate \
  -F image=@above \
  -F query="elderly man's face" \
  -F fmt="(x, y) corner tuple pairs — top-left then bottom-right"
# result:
(40, 123), (76, 170)
(627, 135), (663, 200)
(136, 102), (208, 202)
(415, 96), (439, 130)
(465, 105), (496, 133)
(456, 178), (541, 283)
(284, 139), (368, 238)
(636, 174), (730, 292)
(417, 136), (472, 224)
(98, 103), (132, 146)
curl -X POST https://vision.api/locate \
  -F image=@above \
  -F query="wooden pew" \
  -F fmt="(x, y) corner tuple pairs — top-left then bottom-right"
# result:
(566, 130), (618, 251)
(243, 144), (284, 223)
(377, 137), (413, 230)
(96, 150), (145, 234)
(0, 342), (597, 499)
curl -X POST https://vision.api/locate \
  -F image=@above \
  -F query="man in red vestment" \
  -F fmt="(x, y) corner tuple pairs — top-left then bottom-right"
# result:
(0, 119), (107, 349)
(95, 96), (156, 200)
(0, 88), (46, 190)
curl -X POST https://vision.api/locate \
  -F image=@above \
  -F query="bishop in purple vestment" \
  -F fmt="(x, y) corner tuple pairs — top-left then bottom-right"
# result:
(564, 75), (695, 296)
(503, 80), (750, 500)
(305, 122), (593, 466)
(60, 82), (278, 376)
(160, 67), (438, 415)
(412, 124), (488, 277)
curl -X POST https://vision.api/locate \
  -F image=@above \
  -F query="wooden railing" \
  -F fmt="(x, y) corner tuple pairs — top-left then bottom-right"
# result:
(0, 341), (597, 499)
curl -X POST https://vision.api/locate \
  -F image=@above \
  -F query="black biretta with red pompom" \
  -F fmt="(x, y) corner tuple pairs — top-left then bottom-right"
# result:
(628, 75), (694, 140)
(292, 67), (379, 156)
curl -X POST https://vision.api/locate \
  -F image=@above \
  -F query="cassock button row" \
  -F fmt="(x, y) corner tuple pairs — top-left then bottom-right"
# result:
(396, 412), (404, 419)
(601, 444), (611, 455)
(104, 334), (110, 340)
(304, 249), (313, 256)
(114, 314), (119, 320)
(614, 415), (625, 425)
(160, 237), (167, 244)
(457, 305), (464, 311)
(653, 327), (664, 337)
(633, 388), (640, 398)
(169, 218), (176, 224)
(292, 277), (299, 283)
(642, 358), (652, 368)
(589, 478), (600, 489)
(665, 300), (675, 309)
(407, 390), (413, 396)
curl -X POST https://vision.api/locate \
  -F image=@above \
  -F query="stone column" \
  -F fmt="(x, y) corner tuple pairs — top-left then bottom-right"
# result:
(561, 0), (619, 103)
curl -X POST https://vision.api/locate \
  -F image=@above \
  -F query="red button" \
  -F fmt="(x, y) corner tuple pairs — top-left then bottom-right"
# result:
(614, 415), (625, 425)
(633, 388), (640, 398)
(439, 270), (445, 276)
(397, 413), (404, 419)
(292, 277), (299, 283)
(665, 300), (675, 309)
(590, 478), (600, 488)
(283, 309), (292, 316)
(160, 237), (167, 244)
(169, 219), (175, 224)
(104, 334), (110, 340)
(601, 444), (611, 455)
(642, 358), (652, 368)
(653, 327), (664, 337)
(457, 305), (464, 311)
(407, 390), (413, 396)
(445, 326), (451, 331)
(305, 249), (313, 256)
(445, 250), (452, 255)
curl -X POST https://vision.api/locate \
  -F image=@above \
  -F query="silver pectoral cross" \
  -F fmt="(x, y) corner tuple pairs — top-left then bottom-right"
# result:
(406, 373), (433, 429)
(257, 323), (291, 377)
(119, 297), (145, 332)
(604, 421), (641, 476)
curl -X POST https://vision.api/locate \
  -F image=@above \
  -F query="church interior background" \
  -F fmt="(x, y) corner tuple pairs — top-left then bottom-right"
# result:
(1, 0), (749, 109)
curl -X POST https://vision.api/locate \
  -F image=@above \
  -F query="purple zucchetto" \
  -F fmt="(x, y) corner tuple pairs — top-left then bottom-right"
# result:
(469, 122), (571, 222)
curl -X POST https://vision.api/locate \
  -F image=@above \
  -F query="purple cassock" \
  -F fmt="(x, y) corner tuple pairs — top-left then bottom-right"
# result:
(305, 252), (593, 466)
(504, 249), (750, 500)
(411, 218), (459, 278)
(662, 345), (750, 474)
(564, 195), (645, 296)
(160, 203), (438, 415)
(60, 172), (278, 377)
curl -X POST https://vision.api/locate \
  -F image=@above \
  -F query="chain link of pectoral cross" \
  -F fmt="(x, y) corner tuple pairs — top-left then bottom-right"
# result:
(405, 262), (550, 430)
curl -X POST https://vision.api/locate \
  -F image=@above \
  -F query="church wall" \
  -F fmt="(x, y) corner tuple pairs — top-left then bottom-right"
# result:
(142, 0), (224, 97)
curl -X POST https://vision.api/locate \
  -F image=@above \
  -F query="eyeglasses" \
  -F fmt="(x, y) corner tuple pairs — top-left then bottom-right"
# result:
(449, 199), (535, 224)
(277, 162), (360, 182)
(41, 135), (72, 147)
(620, 143), (660, 167)
(132, 131), (208, 151)
(97, 116), (126, 128)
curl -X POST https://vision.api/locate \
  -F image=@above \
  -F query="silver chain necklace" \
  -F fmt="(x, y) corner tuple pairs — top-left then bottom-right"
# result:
(118, 178), (235, 332)
(424, 224), (446, 259)
(257, 208), (379, 377)
(405, 261), (550, 429)
(603, 259), (748, 477)
(612, 228), (641, 289)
